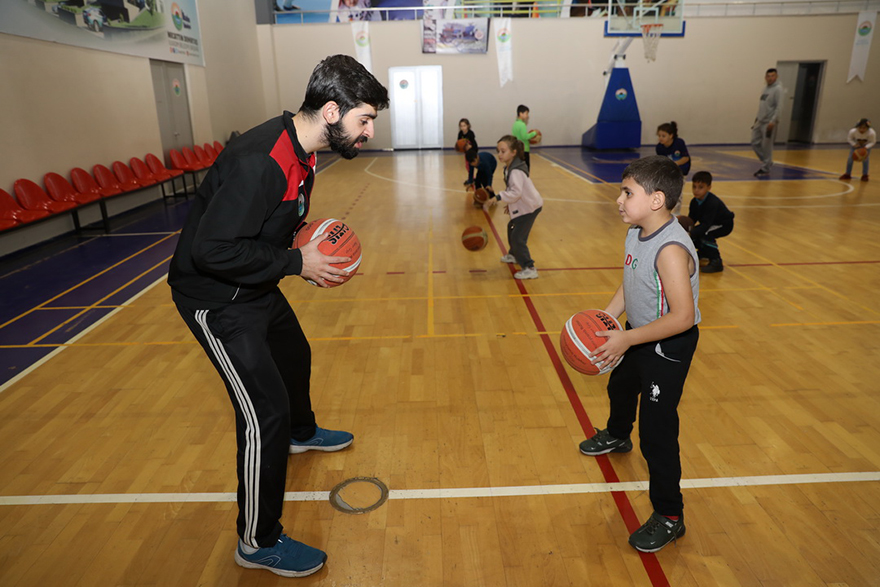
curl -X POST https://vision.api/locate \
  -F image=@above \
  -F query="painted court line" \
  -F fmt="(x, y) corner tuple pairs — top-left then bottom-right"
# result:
(0, 274), (168, 396)
(2, 472), (876, 506)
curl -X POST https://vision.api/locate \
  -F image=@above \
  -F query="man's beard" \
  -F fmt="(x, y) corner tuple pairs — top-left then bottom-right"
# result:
(325, 120), (367, 160)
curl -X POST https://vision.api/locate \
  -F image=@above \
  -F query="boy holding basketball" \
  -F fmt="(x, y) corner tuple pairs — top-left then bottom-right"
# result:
(839, 118), (875, 182)
(168, 55), (388, 578)
(512, 105), (537, 170)
(579, 155), (700, 553)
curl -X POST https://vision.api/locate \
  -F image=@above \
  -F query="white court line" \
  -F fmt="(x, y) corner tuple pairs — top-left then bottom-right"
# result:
(2, 472), (877, 506)
(0, 274), (168, 396)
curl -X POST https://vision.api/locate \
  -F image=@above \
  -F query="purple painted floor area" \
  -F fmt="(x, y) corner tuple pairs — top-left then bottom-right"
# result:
(538, 145), (834, 184)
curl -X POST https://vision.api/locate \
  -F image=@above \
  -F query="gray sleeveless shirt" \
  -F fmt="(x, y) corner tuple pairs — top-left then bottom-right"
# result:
(622, 219), (701, 329)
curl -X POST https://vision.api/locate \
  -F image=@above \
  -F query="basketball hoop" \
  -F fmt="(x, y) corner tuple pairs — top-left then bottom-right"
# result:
(640, 23), (663, 62)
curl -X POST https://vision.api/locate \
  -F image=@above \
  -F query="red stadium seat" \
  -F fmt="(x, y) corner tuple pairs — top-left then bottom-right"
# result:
(1, 188), (50, 224)
(132, 156), (180, 199)
(145, 153), (184, 179)
(203, 144), (219, 163)
(93, 164), (131, 194)
(132, 157), (168, 182)
(169, 149), (201, 196)
(71, 167), (119, 198)
(0, 218), (19, 231)
(183, 146), (209, 171)
(112, 161), (151, 190)
(14, 179), (77, 214)
(44, 172), (102, 205)
(195, 144), (213, 166)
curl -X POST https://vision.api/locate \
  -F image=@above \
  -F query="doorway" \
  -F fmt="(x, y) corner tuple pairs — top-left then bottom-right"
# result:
(775, 61), (825, 144)
(388, 66), (444, 150)
(150, 59), (195, 164)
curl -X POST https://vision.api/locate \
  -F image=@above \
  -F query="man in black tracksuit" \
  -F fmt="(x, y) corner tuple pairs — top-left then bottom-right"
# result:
(167, 55), (388, 579)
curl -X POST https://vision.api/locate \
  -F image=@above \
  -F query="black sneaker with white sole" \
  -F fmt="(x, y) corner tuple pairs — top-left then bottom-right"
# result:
(628, 512), (686, 552)
(579, 428), (633, 456)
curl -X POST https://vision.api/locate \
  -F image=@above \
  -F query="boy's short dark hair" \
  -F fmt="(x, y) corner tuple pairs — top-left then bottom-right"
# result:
(465, 147), (479, 163)
(516, 104), (529, 116)
(622, 156), (684, 211)
(299, 55), (389, 119)
(692, 171), (713, 185)
(766, 68), (777, 74)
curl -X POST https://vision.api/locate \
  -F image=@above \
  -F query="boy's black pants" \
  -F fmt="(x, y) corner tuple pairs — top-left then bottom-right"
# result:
(606, 324), (699, 517)
(693, 220), (734, 261)
(176, 288), (316, 548)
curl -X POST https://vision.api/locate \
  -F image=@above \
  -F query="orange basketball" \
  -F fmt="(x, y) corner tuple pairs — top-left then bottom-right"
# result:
(292, 218), (361, 287)
(461, 226), (488, 251)
(529, 129), (542, 145)
(455, 138), (470, 153)
(560, 309), (622, 375)
(473, 187), (489, 204)
(852, 147), (868, 162)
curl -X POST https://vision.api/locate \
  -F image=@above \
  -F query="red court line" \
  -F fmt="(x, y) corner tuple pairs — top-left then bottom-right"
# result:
(481, 210), (671, 587)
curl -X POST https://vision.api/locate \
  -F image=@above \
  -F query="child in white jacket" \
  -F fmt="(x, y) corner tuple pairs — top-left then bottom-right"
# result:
(484, 135), (544, 280)
(839, 118), (875, 182)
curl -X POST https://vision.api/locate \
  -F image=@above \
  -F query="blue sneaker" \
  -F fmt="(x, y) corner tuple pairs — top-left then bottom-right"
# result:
(234, 534), (327, 577)
(289, 427), (354, 454)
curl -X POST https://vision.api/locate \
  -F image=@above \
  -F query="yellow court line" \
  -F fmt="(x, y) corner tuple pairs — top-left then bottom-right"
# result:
(0, 232), (179, 331)
(28, 255), (174, 345)
(36, 306), (125, 310)
(427, 210), (435, 337)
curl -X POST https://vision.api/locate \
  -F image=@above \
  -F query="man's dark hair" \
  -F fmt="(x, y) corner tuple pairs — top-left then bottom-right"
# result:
(299, 55), (389, 119)
(516, 104), (529, 116)
(622, 156), (684, 211)
(766, 68), (777, 74)
(692, 171), (713, 185)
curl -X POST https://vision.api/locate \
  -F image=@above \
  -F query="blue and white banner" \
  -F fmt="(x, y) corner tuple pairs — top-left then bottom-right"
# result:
(494, 18), (513, 88)
(0, 0), (204, 66)
(848, 11), (876, 82)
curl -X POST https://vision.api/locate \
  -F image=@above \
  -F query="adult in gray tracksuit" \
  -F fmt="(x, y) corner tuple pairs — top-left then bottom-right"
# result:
(751, 68), (783, 176)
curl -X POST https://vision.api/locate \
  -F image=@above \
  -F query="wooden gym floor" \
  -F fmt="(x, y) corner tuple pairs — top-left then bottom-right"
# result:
(1, 144), (879, 586)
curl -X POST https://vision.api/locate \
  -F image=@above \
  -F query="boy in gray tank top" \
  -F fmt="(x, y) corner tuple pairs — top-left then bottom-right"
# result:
(579, 155), (700, 553)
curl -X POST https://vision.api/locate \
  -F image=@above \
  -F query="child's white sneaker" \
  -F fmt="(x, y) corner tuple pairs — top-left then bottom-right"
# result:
(500, 254), (516, 264)
(514, 266), (538, 280)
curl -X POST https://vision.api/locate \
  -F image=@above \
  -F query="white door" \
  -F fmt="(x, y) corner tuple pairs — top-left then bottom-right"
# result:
(150, 59), (195, 165)
(389, 66), (443, 150)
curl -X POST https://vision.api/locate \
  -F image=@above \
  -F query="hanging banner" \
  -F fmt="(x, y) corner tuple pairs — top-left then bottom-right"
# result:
(848, 11), (876, 82)
(0, 0), (204, 66)
(494, 18), (513, 88)
(351, 21), (373, 73)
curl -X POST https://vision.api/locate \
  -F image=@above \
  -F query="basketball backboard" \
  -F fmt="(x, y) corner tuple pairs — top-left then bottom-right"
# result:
(605, 0), (686, 37)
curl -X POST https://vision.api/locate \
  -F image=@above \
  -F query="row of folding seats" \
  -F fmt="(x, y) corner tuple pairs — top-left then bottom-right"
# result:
(0, 150), (206, 234)
(168, 141), (225, 195)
